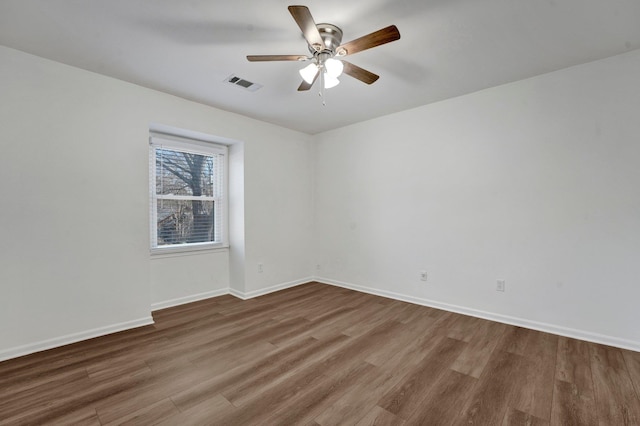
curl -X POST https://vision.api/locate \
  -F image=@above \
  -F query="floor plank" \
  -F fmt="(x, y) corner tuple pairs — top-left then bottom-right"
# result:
(502, 407), (549, 426)
(457, 349), (525, 425)
(101, 398), (179, 426)
(551, 337), (598, 426)
(260, 361), (378, 425)
(551, 380), (597, 426)
(378, 337), (467, 419)
(509, 330), (557, 420)
(355, 406), (405, 426)
(450, 319), (507, 378)
(219, 334), (350, 407)
(589, 344), (640, 425)
(622, 349), (640, 399)
(404, 369), (478, 425)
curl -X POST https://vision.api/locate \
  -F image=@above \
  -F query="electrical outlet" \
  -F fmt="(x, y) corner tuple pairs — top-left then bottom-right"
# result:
(258, 263), (263, 273)
(420, 271), (428, 281)
(496, 279), (505, 292)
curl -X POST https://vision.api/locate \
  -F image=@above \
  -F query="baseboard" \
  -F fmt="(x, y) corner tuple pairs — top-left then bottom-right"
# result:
(0, 316), (155, 363)
(228, 288), (245, 299)
(229, 277), (315, 300)
(151, 288), (229, 311)
(314, 277), (640, 353)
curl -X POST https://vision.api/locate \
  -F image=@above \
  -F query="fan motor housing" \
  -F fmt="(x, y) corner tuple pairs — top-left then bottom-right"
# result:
(309, 23), (343, 55)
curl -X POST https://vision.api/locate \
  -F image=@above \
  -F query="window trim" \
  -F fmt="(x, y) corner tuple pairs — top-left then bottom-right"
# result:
(149, 132), (229, 255)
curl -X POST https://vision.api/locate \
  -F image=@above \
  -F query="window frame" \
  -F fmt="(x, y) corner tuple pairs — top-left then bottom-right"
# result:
(149, 133), (229, 255)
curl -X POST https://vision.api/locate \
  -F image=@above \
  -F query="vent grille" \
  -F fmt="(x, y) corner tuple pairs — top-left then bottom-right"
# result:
(225, 74), (262, 92)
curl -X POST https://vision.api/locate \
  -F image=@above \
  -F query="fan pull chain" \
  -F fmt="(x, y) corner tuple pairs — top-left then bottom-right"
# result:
(319, 68), (326, 106)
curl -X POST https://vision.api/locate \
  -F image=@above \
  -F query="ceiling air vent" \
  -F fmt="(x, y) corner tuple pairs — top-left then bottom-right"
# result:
(225, 74), (262, 92)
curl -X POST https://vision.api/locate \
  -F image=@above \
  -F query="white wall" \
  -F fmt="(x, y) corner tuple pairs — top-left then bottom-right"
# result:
(0, 46), (314, 360)
(243, 131), (315, 295)
(228, 142), (247, 295)
(314, 49), (640, 350)
(150, 250), (230, 310)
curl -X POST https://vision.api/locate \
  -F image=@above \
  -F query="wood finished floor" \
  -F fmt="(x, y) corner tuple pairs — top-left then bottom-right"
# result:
(2, 282), (640, 425)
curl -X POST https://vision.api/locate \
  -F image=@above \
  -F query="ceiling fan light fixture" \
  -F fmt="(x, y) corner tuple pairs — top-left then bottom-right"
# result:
(324, 74), (340, 89)
(324, 58), (343, 78)
(247, 6), (401, 94)
(299, 62), (318, 84)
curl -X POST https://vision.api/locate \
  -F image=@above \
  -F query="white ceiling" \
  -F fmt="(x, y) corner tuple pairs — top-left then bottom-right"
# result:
(1, 0), (640, 134)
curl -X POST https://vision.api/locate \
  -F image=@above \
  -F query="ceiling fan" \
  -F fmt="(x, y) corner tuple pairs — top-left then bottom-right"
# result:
(247, 5), (400, 92)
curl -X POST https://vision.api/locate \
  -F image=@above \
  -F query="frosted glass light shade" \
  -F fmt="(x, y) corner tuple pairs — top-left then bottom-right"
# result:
(324, 74), (340, 89)
(324, 58), (344, 78)
(299, 63), (318, 84)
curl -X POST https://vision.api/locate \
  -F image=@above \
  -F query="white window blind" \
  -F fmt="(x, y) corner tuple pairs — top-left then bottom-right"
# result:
(149, 133), (227, 252)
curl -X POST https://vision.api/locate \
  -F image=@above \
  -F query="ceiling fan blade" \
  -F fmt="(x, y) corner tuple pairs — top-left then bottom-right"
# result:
(342, 61), (379, 84)
(288, 5), (326, 51)
(297, 69), (320, 91)
(247, 55), (308, 62)
(337, 25), (400, 56)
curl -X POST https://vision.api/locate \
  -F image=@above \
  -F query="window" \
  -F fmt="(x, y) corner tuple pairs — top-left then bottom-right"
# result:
(149, 133), (228, 253)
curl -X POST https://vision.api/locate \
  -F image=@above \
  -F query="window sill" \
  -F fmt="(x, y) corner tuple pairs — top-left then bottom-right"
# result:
(150, 244), (229, 259)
